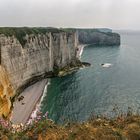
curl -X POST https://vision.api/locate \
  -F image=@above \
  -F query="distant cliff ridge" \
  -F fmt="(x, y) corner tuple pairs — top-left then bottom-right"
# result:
(63, 28), (120, 46)
(78, 29), (120, 46)
(94, 28), (112, 33)
(0, 27), (80, 117)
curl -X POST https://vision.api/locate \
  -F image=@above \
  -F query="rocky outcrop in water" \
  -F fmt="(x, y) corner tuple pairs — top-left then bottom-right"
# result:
(0, 27), (80, 117)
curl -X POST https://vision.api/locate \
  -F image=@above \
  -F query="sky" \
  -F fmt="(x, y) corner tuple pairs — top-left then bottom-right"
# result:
(0, 0), (140, 30)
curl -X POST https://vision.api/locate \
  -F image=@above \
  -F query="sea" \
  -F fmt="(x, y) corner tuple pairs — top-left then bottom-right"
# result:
(41, 30), (140, 124)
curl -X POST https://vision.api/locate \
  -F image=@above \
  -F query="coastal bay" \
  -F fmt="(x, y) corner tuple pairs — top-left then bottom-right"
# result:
(10, 44), (85, 125)
(41, 31), (140, 124)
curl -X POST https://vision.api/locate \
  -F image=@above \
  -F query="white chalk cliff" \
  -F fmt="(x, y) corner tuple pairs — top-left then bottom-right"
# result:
(0, 28), (80, 117)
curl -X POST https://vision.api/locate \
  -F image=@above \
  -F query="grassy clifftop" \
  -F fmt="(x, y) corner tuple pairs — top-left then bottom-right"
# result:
(0, 27), (73, 45)
(0, 27), (120, 46)
(0, 115), (140, 140)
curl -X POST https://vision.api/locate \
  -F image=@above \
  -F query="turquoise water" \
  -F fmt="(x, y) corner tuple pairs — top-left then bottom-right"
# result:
(41, 31), (140, 123)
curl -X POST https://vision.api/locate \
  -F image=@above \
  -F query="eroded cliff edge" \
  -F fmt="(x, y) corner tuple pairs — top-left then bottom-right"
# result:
(0, 27), (80, 117)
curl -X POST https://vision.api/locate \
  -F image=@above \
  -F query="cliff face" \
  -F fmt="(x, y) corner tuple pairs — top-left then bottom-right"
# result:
(0, 28), (79, 117)
(0, 66), (14, 117)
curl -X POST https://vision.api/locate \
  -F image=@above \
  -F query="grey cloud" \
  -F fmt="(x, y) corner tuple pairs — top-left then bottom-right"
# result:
(0, 0), (140, 29)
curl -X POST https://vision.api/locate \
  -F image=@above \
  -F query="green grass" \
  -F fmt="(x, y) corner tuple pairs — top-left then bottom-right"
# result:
(0, 27), (73, 46)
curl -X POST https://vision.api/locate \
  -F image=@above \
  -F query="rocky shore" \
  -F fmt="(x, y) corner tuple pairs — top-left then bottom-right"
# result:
(57, 44), (90, 77)
(10, 79), (48, 125)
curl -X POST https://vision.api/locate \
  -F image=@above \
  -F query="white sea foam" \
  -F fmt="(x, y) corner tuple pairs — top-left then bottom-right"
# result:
(27, 81), (50, 125)
(79, 46), (84, 58)
(101, 63), (112, 68)
(78, 44), (86, 58)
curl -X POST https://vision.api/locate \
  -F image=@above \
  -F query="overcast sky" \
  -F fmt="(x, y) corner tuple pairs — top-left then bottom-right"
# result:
(0, 0), (140, 30)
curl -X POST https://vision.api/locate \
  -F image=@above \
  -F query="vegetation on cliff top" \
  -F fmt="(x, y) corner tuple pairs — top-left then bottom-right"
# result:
(0, 27), (74, 45)
(0, 114), (140, 140)
(0, 27), (120, 46)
